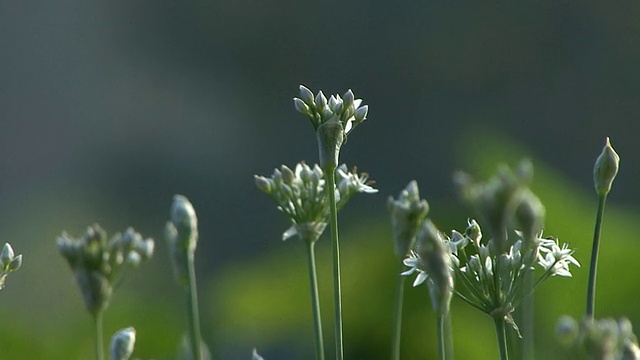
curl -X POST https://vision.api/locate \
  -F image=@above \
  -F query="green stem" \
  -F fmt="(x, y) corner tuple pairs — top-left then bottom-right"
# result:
(185, 252), (203, 360)
(437, 314), (446, 360)
(521, 268), (534, 360)
(494, 316), (509, 360)
(306, 241), (325, 360)
(325, 164), (344, 360)
(391, 263), (406, 360)
(94, 311), (104, 360)
(586, 194), (607, 319)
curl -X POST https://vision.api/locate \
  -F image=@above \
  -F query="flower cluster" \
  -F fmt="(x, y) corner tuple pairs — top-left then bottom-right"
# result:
(255, 162), (377, 242)
(557, 316), (640, 359)
(294, 85), (369, 136)
(57, 224), (154, 315)
(403, 219), (579, 324)
(0, 243), (22, 290)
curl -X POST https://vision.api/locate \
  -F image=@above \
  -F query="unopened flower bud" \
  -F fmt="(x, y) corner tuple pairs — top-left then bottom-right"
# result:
(298, 85), (315, 106)
(354, 105), (368, 122)
(416, 220), (453, 315)
(342, 89), (354, 109)
(315, 91), (327, 110)
(1, 243), (15, 268)
(110, 327), (136, 360)
(293, 98), (310, 116)
(594, 137), (620, 196)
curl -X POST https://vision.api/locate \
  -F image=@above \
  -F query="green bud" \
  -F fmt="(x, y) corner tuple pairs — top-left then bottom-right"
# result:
(342, 89), (354, 109)
(388, 181), (430, 258)
(514, 189), (545, 248)
(594, 137), (620, 196)
(316, 116), (344, 169)
(75, 268), (112, 316)
(110, 327), (136, 360)
(170, 195), (198, 251)
(416, 220), (453, 315)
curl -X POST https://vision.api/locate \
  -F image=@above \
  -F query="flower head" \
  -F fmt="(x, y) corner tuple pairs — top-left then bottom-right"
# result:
(57, 224), (154, 315)
(388, 181), (430, 258)
(256, 162), (376, 243)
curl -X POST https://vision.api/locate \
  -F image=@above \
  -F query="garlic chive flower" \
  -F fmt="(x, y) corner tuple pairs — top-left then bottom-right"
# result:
(388, 181), (430, 258)
(0, 243), (22, 290)
(56, 225), (154, 315)
(294, 85), (369, 136)
(556, 316), (640, 359)
(294, 85), (369, 168)
(403, 219), (579, 328)
(255, 162), (377, 243)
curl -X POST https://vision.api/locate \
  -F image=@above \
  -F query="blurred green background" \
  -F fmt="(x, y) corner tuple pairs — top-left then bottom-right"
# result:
(2, 0), (640, 359)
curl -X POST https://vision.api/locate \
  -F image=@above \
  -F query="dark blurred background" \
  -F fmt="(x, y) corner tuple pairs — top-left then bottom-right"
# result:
(1, 0), (640, 359)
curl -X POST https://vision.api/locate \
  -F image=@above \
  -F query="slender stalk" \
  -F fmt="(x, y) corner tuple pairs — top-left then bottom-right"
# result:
(444, 313), (454, 360)
(521, 269), (534, 360)
(437, 314), (446, 360)
(185, 252), (203, 360)
(586, 195), (607, 319)
(305, 241), (325, 360)
(94, 311), (104, 360)
(494, 316), (509, 360)
(325, 164), (344, 360)
(391, 263), (406, 360)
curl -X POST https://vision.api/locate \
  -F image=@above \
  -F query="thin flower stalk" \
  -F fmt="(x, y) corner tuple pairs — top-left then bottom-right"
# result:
(586, 137), (619, 319)
(165, 195), (203, 360)
(294, 85), (371, 360)
(255, 161), (376, 360)
(57, 225), (154, 360)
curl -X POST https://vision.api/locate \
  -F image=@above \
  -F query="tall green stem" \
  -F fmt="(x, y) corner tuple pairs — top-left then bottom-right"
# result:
(325, 164), (344, 360)
(306, 241), (325, 360)
(586, 195), (607, 319)
(94, 311), (104, 360)
(521, 269), (534, 360)
(494, 316), (509, 360)
(437, 314), (446, 360)
(391, 263), (406, 360)
(185, 252), (203, 360)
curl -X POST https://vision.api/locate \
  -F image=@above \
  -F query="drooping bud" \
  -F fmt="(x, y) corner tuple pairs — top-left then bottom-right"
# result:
(594, 137), (620, 197)
(416, 220), (453, 315)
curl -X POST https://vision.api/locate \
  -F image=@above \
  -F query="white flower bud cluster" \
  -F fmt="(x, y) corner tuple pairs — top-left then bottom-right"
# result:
(56, 224), (155, 315)
(255, 162), (377, 242)
(294, 85), (369, 136)
(0, 243), (22, 290)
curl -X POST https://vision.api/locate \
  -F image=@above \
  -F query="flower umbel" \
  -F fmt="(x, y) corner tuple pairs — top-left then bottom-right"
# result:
(56, 224), (154, 315)
(255, 161), (377, 242)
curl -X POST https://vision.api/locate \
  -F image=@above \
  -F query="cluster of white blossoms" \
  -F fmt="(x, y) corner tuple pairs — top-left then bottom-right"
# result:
(255, 162), (376, 242)
(402, 218), (579, 321)
(293, 85), (369, 136)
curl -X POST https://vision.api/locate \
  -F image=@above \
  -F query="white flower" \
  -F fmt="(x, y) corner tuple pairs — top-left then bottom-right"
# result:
(538, 237), (580, 277)
(401, 251), (428, 287)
